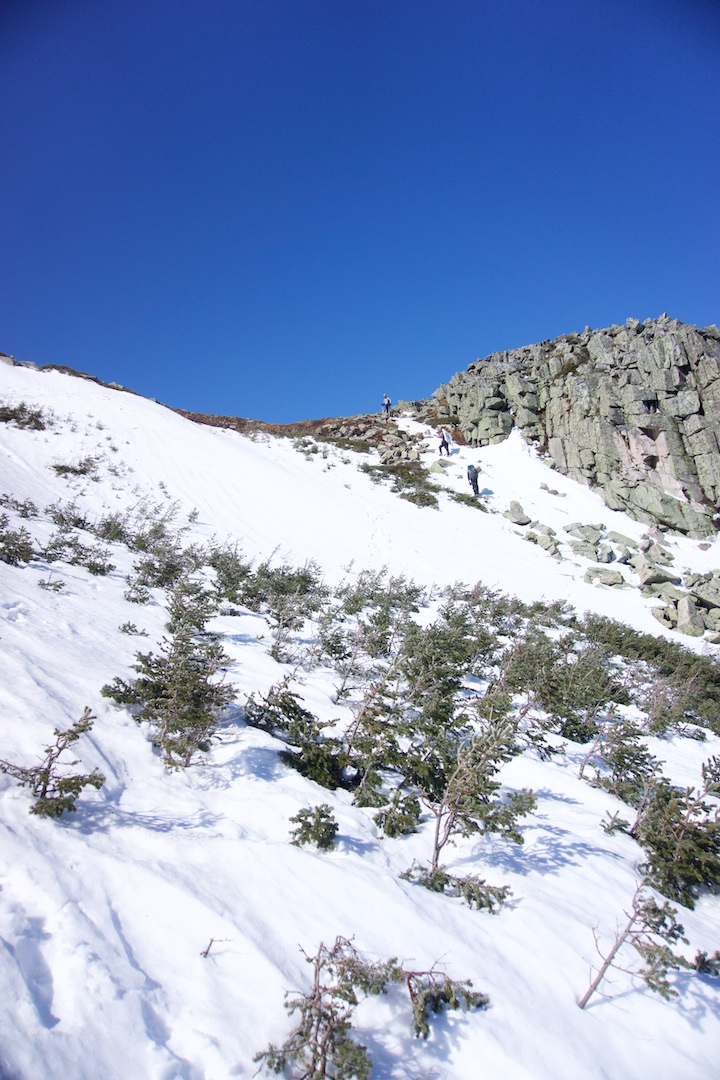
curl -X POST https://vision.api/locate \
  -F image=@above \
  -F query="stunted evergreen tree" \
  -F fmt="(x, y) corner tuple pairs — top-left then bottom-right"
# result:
(344, 604), (482, 814)
(245, 677), (349, 789)
(0, 512), (35, 565)
(634, 757), (720, 909)
(578, 883), (720, 1008)
(289, 804), (339, 851)
(398, 601), (477, 725)
(499, 627), (628, 743)
(578, 713), (662, 803)
(334, 609), (536, 907)
(0, 708), (104, 817)
(103, 575), (233, 767)
(343, 672), (407, 810)
(399, 706), (535, 910)
(419, 716), (536, 874)
(241, 558), (329, 662)
(255, 936), (488, 1078)
(207, 540), (252, 605)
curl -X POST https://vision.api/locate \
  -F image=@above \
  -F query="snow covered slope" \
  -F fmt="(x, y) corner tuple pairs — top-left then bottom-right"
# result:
(1, 361), (719, 1079)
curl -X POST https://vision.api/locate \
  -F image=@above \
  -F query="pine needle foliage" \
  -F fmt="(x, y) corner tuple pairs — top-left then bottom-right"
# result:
(317, 569), (427, 684)
(43, 531), (115, 575)
(401, 864), (512, 912)
(0, 493), (38, 518)
(289, 804), (339, 851)
(128, 537), (205, 590)
(245, 678), (349, 789)
(0, 708), (104, 817)
(693, 950), (720, 975)
(578, 886), (699, 1008)
(414, 716), (536, 875)
(102, 576), (233, 767)
(399, 603), (477, 725)
(404, 967), (490, 1038)
(335, 569), (427, 619)
(255, 937), (397, 1079)
(634, 758), (720, 908)
(580, 715), (663, 806)
(579, 612), (720, 735)
(207, 541), (252, 604)
(255, 937), (489, 1077)
(358, 460), (441, 508)
(499, 628), (628, 739)
(93, 510), (133, 545)
(52, 455), (99, 478)
(640, 669), (707, 738)
(345, 679), (411, 809)
(372, 789), (421, 836)
(389, 713), (534, 909)
(45, 498), (91, 531)
(240, 558), (329, 661)
(0, 515), (35, 565)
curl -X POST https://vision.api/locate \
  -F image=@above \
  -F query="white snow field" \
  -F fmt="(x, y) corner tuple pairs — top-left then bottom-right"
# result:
(1, 360), (719, 1079)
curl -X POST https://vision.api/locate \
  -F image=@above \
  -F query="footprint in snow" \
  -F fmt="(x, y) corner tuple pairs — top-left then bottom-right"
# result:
(2, 601), (29, 622)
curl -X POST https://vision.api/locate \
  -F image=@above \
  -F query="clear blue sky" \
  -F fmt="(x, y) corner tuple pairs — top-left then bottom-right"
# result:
(1, 0), (719, 423)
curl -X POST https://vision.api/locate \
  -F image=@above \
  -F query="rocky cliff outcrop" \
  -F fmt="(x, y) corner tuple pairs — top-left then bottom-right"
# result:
(432, 316), (720, 536)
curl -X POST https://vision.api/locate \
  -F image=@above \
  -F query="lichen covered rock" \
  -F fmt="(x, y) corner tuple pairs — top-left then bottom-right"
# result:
(431, 317), (720, 536)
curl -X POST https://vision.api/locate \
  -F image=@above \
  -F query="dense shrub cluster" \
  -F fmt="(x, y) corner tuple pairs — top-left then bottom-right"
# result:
(52, 456), (100, 479)
(359, 460), (441, 508)
(7, 479), (720, 925)
(233, 556), (720, 931)
(0, 400), (48, 429)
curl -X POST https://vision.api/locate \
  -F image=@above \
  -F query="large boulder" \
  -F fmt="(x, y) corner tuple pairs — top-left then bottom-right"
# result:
(676, 595), (706, 637)
(584, 567), (626, 587)
(503, 501), (531, 526)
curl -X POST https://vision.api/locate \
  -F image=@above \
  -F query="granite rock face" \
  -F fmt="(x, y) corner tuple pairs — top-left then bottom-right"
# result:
(432, 316), (720, 536)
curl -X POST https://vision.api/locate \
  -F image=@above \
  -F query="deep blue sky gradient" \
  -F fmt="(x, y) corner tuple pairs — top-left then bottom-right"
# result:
(1, 0), (719, 421)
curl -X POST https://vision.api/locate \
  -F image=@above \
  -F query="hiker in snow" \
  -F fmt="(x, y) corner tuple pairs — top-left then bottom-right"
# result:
(467, 463), (480, 496)
(439, 430), (450, 456)
(382, 393), (392, 417)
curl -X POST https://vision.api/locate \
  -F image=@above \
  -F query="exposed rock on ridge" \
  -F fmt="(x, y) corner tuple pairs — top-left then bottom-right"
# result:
(432, 316), (720, 536)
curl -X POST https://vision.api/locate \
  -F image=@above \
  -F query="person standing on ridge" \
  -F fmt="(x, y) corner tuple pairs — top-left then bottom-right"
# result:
(467, 463), (480, 496)
(382, 393), (392, 417)
(439, 429), (450, 456)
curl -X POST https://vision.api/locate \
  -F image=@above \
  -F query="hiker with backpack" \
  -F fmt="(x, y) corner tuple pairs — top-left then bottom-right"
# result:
(439, 430), (451, 456)
(467, 463), (480, 496)
(382, 393), (392, 416)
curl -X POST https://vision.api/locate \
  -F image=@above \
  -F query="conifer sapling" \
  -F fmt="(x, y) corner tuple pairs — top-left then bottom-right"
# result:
(0, 708), (105, 817)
